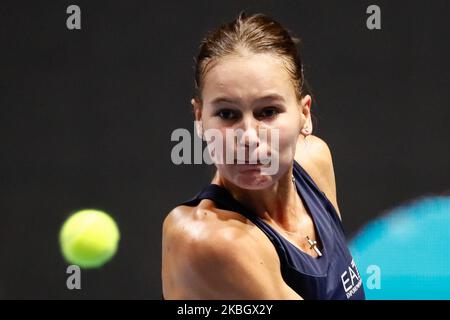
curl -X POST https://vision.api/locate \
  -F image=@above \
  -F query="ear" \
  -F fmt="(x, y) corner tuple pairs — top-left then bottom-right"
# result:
(191, 98), (204, 139)
(299, 95), (312, 136)
(191, 98), (202, 121)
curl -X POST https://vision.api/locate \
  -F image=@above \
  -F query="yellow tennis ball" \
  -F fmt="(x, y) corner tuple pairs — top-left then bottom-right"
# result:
(59, 209), (120, 268)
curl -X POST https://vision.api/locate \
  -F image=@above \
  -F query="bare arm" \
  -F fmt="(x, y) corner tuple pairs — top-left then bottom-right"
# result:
(162, 209), (302, 300)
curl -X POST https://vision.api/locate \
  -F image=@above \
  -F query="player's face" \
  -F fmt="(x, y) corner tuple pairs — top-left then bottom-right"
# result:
(195, 52), (310, 190)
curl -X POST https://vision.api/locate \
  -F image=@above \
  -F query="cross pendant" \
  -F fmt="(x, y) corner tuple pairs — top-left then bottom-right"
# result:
(306, 236), (322, 257)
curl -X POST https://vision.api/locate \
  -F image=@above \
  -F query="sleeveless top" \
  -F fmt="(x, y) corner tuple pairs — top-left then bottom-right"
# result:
(176, 160), (366, 300)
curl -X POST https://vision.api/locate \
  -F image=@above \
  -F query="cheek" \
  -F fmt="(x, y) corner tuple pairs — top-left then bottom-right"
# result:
(274, 122), (300, 169)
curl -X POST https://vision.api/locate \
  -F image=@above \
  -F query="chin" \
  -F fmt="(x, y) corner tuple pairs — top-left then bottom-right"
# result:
(232, 171), (274, 190)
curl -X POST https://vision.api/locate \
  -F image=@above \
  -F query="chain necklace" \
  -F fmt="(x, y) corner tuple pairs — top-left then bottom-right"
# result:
(292, 175), (323, 257)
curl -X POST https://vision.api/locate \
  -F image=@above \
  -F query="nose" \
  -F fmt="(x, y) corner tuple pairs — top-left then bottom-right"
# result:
(237, 117), (260, 148)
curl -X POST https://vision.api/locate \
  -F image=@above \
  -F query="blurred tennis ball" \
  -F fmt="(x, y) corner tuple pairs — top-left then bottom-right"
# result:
(350, 196), (450, 299)
(59, 209), (120, 269)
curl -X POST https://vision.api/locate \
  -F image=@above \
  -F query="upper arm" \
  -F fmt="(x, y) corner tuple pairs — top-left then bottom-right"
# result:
(295, 135), (342, 220)
(162, 212), (302, 300)
(186, 233), (301, 299)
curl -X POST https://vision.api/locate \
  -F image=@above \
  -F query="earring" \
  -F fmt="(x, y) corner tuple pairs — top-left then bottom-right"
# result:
(303, 127), (310, 136)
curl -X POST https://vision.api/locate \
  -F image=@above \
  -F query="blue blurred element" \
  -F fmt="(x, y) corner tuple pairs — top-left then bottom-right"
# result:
(349, 196), (450, 300)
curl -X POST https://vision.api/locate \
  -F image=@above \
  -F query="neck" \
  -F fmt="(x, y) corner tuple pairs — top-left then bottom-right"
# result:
(212, 166), (308, 233)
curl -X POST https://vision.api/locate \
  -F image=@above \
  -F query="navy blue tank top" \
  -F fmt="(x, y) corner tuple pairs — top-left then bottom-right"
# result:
(177, 160), (366, 300)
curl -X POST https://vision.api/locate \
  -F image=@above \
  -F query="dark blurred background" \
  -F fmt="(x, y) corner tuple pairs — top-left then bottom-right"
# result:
(0, 0), (448, 299)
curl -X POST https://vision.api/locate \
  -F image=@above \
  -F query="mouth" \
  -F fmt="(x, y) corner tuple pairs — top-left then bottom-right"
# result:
(235, 159), (264, 165)
(234, 159), (271, 166)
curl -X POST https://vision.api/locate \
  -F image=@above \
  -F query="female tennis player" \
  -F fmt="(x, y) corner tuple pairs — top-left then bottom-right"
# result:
(162, 12), (365, 300)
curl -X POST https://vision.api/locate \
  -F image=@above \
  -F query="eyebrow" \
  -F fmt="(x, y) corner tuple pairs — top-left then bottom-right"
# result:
(210, 93), (285, 106)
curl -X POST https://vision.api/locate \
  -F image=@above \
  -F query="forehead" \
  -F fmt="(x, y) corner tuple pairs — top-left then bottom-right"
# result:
(202, 53), (294, 104)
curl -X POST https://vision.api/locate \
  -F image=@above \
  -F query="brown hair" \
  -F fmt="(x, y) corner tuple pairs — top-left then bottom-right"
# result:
(192, 11), (312, 103)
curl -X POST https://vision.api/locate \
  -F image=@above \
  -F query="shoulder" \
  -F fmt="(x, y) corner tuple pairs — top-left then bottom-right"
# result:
(295, 135), (342, 220)
(162, 203), (301, 299)
(162, 201), (253, 248)
(295, 135), (333, 165)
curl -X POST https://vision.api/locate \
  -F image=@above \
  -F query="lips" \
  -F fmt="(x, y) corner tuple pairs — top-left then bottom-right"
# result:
(234, 159), (263, 164)
(239, 161), (262, 164)
(234, 158), (270, 165)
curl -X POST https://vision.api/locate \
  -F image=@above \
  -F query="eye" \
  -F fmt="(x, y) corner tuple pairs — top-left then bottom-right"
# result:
(259, 107), (280, 119)
(216, 109), (237, 120)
